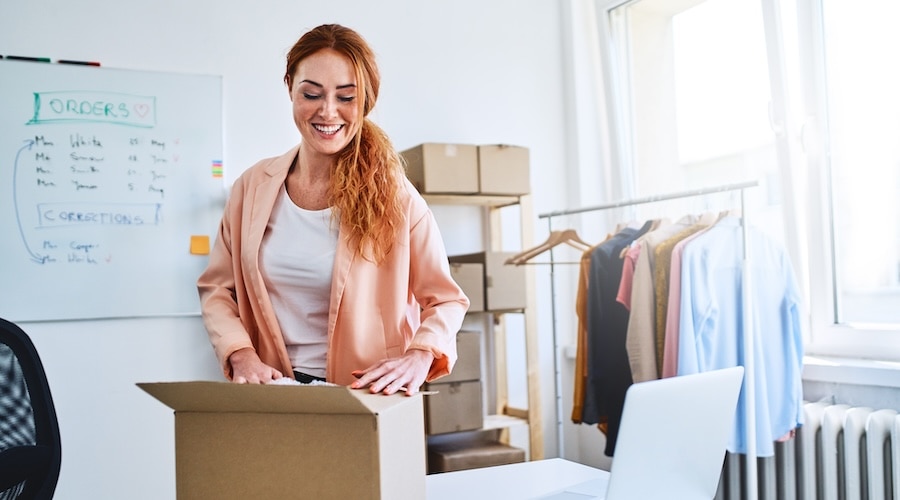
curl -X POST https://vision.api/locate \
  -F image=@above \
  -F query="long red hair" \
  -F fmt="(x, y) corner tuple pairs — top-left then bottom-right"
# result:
(284, 24), (404, 263)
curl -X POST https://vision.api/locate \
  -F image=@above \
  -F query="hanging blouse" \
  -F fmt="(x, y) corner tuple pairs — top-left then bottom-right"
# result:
(676, 216), (804, 457)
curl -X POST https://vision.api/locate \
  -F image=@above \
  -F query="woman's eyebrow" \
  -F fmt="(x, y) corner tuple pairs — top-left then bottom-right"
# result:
(300, 79), (322, 88)
(299, 79), (356, 90)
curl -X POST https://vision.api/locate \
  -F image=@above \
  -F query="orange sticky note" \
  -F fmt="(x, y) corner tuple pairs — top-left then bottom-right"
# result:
(190, 235), (210, 255)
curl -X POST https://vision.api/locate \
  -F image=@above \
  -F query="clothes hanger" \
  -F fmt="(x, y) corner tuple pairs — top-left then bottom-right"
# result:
(505, 228), (593, 266)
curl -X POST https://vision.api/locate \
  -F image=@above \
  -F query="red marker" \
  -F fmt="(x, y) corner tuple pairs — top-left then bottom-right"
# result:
(57, 59), (101, 67)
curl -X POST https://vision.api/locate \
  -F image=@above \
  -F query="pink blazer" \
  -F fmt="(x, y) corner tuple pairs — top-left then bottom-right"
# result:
(197, 145), (469, 385)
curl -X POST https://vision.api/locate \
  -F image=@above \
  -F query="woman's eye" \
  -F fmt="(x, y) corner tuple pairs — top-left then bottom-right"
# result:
(338, 95), (356, 103)
(303, 93), (321, 100)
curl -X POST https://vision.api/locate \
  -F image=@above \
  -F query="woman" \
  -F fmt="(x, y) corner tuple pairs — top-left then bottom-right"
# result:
(197, 24), (469, 395)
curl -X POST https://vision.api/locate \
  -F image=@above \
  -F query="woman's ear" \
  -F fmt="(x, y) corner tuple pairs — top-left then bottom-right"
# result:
(285, 75), (294, 101)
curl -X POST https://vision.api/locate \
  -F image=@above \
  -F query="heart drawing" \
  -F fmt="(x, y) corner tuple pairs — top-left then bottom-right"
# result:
(134, 103), (150, 118)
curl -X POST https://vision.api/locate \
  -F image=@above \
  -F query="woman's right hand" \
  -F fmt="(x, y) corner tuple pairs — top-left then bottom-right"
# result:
(228, 347), (283, 384)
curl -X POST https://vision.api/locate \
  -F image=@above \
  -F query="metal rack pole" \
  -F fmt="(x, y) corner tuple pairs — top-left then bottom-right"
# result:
(741, 187), (758, 499)
(544, 217), (567, 459)
(538, 180), (759, 219)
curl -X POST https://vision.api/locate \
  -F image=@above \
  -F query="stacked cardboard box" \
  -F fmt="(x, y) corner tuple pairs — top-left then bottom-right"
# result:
(476, 144), (530, 195)
(401, 142), (530, 196)
(427, 438), (526, 474)
(449, 261), (484, 312)
(423, 330), (483, 435)
(400, 143), (479, 194)
(449, 251), (527, 312)
(424, 329), (526, 473)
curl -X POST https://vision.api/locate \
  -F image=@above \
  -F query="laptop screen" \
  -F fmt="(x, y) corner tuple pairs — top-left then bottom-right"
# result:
(539, 367), (744, 500)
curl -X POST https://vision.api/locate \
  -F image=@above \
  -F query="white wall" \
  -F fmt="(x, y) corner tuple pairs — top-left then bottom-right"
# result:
(0, 1), (589, 498)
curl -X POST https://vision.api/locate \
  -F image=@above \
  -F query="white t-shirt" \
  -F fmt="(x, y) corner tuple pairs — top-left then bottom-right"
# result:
(259, 187), (339, 378)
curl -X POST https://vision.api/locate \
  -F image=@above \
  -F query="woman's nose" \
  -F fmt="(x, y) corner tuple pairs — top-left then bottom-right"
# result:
(319, 97), (338, 118)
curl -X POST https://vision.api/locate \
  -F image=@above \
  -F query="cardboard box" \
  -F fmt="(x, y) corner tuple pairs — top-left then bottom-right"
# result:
(427, 439), (527, 473)
(448, 251), (527, 311)
(477, 144), (530, 195)
(449, 262), (484, 312)
(401, 143), (479, 194)
(138, 381), (426, 500)
(442, 330), (481, 384)
(422, 380), (483, 435)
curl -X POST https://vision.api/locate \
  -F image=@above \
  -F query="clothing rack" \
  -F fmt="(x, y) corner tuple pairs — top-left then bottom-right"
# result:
(536, 180), (760, 499)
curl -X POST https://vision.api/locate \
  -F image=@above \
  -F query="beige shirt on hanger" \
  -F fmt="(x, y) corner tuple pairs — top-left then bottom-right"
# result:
(625, 215), (701, 383)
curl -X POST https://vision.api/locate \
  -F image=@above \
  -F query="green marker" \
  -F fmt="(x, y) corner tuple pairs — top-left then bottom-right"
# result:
(6, 55), (52, 63)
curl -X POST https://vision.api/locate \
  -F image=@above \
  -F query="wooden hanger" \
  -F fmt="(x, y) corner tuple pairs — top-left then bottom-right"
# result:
(505, 229), (593, 266)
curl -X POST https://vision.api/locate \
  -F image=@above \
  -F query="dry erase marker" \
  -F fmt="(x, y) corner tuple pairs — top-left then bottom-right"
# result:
(6, 55), (51, 63)
(58, 59), (101, 67)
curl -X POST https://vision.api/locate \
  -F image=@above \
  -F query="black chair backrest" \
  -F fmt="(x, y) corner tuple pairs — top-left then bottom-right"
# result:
(0, 318), (61, 500)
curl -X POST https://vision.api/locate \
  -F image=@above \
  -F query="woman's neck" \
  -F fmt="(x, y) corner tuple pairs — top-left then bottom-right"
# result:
(295, 145), (334, 184)
(286, 147), (333, 210)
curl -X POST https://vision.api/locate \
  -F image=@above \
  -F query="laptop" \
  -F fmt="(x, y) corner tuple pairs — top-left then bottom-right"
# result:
(539, 366), (744, 500)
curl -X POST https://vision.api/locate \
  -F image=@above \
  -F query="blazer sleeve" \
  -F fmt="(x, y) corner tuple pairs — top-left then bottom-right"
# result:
(404, 192), (470, 381)
(196, 176), (255, 377)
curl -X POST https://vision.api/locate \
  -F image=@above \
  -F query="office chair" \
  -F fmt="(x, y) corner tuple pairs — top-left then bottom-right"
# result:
(0, 318), (61, 500)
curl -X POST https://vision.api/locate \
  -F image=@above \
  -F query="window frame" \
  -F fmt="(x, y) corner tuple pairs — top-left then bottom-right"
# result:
(797, 0), (900, 361)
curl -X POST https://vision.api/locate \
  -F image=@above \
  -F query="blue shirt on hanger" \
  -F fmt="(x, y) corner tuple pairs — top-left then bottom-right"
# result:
(676, 215), (804, 457)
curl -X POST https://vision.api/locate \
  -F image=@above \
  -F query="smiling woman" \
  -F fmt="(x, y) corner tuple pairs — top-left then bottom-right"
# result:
(196, 24), (470, 396)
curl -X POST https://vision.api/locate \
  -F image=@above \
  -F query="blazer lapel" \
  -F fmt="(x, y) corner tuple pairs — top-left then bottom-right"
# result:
(246, 148), (297, 256)
(328, 223), (355, 339)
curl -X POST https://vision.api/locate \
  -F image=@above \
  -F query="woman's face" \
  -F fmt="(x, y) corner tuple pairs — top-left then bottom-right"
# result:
(289, 48), (359, 158)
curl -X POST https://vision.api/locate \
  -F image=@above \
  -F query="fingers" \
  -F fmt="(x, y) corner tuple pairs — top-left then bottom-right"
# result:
(228, 348), (284, 384)
(350, 352), (430, 396)
(350, 360), (399, 393)
(381, 377), (415, 396)
(231, 374), (267, 384)
(231, 365), (283, 384)
(377, 380), (413, 396)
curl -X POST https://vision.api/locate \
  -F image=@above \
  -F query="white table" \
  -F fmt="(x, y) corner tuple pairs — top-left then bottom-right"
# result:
(426, 458), (610, 499)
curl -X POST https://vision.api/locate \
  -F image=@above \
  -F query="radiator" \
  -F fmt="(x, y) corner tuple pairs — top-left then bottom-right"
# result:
(714, 401), (899, 500)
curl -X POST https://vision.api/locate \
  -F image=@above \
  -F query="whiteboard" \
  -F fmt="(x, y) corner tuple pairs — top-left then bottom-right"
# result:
(0, 59), (224, 322)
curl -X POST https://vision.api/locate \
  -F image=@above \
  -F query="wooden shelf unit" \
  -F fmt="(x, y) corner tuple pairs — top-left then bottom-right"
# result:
(424, 193), (543, 461)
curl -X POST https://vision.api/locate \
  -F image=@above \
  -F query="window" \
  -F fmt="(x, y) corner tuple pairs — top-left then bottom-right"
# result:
(600, 0), (788, 240)
(801, 0), (900, 358)
(596, 0), (900, 360)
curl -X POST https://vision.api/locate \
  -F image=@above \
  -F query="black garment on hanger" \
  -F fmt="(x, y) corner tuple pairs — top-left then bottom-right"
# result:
(580, 220), (652, 456)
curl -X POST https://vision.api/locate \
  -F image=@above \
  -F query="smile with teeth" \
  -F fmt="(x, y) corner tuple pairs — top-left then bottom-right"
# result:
(313, 124), (343, 135)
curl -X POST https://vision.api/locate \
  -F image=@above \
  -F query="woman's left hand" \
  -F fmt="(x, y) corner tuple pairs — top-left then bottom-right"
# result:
(350, 349), (434, 396)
